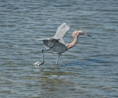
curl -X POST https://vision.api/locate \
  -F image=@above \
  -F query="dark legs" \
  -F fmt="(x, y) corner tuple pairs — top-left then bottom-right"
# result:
(40, 51), (61, 65)
(39, 50), (45, 65)
(33, 49), (61, 66)
(33, 50), (45, 66)
(56, 54), (61, 65)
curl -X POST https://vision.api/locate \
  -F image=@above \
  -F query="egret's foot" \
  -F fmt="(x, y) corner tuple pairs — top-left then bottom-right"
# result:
(33, 61), (44, 66)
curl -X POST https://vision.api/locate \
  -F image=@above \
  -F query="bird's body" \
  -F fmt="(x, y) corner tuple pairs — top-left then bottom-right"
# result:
(39, 23), (70, 53)
(33, 23), (91, 66)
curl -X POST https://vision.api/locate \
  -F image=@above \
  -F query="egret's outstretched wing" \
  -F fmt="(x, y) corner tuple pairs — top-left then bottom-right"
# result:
(38, 38), (59, 49)
(53, 23), (70, 44)
(38, 38), (67, 54)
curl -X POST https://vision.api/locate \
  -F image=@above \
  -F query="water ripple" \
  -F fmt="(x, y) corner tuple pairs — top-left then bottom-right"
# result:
(0, 0), (118, 98)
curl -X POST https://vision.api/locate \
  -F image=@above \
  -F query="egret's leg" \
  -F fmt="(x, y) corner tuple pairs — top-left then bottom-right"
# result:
(33, 49), (45, 66)
(38, 49), (52, 65)
(33, 48), (55, 66)
(39, 49), (52, 65)
(41, 50), (45, 64)
(56, 54), (61, 65)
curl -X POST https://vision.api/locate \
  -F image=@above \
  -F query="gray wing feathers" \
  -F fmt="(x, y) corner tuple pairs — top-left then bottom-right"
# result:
(53, 23), (70, 44)
(38, 23), (70, 51)
(38, 38), (59, 49)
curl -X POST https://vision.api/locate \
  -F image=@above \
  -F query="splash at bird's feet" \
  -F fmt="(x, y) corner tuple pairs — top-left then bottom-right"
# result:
(33, 61), (44, 66)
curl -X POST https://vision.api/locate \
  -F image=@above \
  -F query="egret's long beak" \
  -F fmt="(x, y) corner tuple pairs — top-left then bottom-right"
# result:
(84, 33), (92, 37)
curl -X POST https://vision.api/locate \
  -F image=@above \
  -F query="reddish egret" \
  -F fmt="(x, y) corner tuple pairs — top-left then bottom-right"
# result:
(33, 23), (91, 66)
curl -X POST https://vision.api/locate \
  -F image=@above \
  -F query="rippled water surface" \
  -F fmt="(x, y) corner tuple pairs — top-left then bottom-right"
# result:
(0, 0), (118, 98)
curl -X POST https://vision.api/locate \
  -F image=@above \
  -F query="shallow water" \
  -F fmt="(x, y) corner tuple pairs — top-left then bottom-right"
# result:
(0, 0), (118, 98)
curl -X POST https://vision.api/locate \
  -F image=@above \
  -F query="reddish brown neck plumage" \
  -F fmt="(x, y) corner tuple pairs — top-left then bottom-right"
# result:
(66, 35), (79, 50)
(66, 31), (86, 50)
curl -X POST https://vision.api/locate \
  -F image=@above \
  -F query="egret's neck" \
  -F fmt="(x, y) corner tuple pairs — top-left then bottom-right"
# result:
(67, 36), (78, 50)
